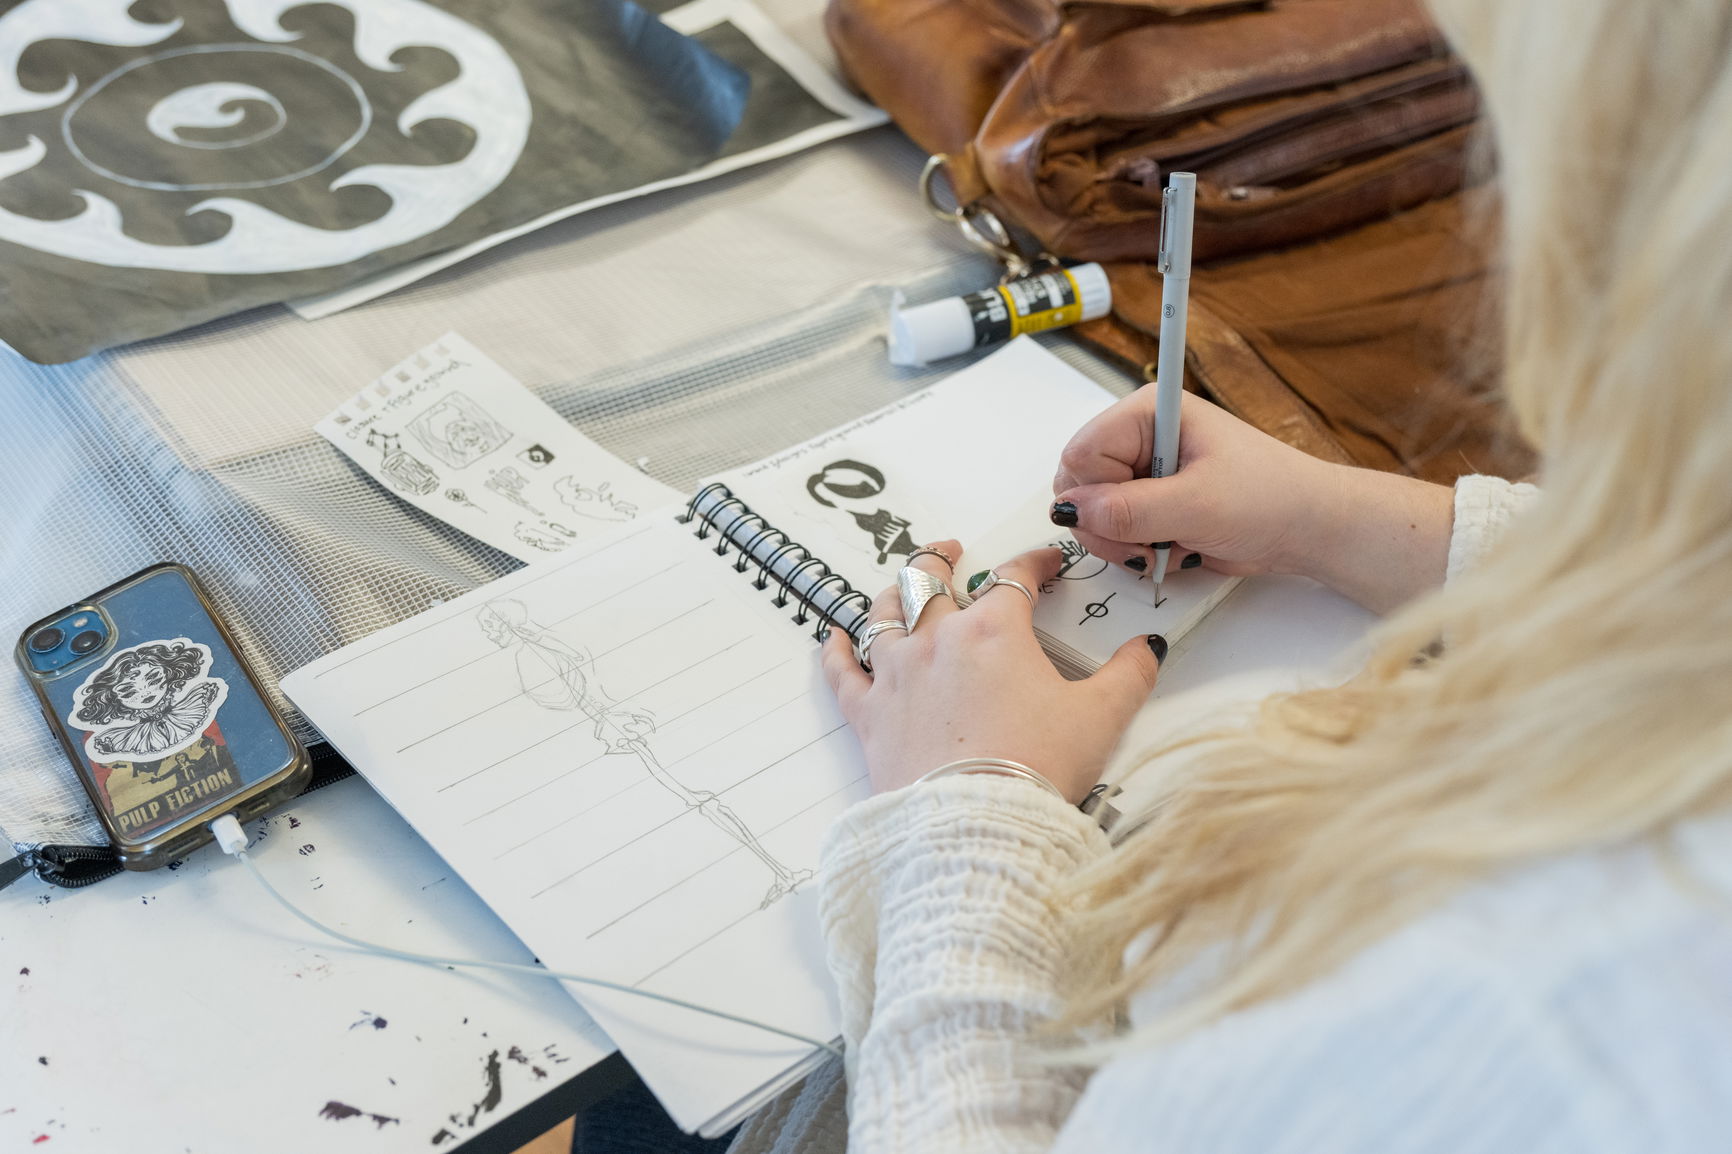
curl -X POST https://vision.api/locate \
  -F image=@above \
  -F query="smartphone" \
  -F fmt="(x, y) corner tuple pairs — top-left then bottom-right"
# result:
(14, 563), (309, 870)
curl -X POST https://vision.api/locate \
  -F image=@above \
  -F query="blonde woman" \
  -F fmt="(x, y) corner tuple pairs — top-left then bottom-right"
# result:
(731, 1), (1732, 1150)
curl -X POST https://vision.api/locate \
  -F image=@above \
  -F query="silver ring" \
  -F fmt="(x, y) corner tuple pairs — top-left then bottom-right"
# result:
(906, 546), (955, 569)
(854, 619), (908, 672)
(972, 570), (1035, 609)
(898, 567), (954, 630)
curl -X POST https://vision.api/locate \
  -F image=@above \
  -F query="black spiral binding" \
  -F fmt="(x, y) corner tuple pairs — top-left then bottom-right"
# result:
(679, 483), (875, 641)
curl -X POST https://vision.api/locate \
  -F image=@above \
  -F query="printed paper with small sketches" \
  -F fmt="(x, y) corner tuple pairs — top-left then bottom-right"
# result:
(708, 339), (1124, 595)
(317, 333), (681, 562)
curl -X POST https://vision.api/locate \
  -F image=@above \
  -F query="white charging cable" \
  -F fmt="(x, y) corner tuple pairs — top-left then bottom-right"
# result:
(209, 814), (843, 1059)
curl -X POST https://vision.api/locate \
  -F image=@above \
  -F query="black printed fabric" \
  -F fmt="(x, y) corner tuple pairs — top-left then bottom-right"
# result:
(0, 0), (757, 363)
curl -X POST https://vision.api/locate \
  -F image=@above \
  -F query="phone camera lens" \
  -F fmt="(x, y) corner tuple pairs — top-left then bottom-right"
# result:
(69, 630), (103, 655)
(28, 627), (64, 653)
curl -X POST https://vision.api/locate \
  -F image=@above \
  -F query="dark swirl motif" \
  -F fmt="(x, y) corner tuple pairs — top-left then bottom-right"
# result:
(0, 0), (529, 273)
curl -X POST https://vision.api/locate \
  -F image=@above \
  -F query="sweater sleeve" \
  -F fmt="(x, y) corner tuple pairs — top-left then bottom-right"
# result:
(1448, 474), (1540, 582)
(819, 774), (1110, 1153)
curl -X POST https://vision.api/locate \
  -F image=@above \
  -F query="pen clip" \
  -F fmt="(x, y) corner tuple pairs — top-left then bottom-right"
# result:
(1156, 187), (1174, 275)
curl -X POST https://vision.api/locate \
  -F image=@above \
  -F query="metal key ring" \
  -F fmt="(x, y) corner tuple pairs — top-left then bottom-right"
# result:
(919, 154), (967, 224)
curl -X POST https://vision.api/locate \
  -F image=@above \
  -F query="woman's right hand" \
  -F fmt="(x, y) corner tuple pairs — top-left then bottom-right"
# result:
(1052, 389), (1337, 580)
(1051, 389), (1457, 613)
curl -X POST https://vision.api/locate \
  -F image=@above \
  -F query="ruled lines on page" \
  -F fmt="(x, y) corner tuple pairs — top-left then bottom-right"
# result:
(282, 512), (867, 1133)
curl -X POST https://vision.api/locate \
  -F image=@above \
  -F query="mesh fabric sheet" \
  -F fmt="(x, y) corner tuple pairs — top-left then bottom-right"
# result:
(0, 127), (1135, 852)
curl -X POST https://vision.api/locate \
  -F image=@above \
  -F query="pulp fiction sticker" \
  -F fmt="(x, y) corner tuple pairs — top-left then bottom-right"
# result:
(65, 637), (240, 838)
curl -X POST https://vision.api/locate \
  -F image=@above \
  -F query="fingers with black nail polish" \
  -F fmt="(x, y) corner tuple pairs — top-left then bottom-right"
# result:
(1050, 501), (1079, 527)
(1124, 556), (1148, 572)
(1181, 552), (1203, 569)
(1147, 634), (1168, 663)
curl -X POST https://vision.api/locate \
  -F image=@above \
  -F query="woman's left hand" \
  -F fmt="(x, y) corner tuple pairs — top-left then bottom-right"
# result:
(820, 540), (1166, 804)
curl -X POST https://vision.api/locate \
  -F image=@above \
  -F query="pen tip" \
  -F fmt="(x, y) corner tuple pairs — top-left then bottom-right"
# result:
(1153, 581), (1163, 604)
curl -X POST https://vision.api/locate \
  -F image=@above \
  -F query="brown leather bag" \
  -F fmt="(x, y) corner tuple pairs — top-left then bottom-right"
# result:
(828, 0), (1535, 481)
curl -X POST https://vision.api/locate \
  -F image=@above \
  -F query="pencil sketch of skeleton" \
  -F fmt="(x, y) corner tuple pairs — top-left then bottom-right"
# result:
(477, 599), (812, 907)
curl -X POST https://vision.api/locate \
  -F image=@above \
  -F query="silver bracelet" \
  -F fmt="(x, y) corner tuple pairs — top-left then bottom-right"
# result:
(914, 758), (1066, 801)
(914, 759), (1126, 834)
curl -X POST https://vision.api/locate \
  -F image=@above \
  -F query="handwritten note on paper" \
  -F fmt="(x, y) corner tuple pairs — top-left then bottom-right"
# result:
(317, 333), (681, 562)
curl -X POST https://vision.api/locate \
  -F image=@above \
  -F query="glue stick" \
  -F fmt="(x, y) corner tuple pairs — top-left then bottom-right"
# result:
(888, 263), (1111, 367)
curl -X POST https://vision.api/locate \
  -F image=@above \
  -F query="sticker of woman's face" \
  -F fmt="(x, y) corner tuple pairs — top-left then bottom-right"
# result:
(113, 658), (171, 712)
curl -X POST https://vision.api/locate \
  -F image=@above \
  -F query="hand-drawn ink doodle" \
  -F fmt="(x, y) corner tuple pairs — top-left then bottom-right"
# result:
(512, 522), (573, 553)
(485, 466), (542, 515)
(65, 638), (230, 762)
(518, 444), (556, 468)
(1054, 539), (1109, 581)
(1078, 592), (1117, 626)
(477, 600), (813, 907)
(805, 459), (918, 566)
(407, 391), (511, 469)
(365, 429), (438, 495)
(553, 477), (637, 522)
(445, 487), (483, 510)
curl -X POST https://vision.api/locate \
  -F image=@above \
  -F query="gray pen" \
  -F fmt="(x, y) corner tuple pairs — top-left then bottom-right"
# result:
(1149, 172), (1196, 602)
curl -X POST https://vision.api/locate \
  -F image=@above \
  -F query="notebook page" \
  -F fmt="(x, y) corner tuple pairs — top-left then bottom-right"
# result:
(708, 338), (1119, 595)
(282, 510), (862, 1133)
(958, 487), (1242, 673)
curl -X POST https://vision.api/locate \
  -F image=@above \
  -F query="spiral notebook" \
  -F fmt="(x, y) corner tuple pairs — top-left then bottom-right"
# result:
(281, 340), (1236, 1134)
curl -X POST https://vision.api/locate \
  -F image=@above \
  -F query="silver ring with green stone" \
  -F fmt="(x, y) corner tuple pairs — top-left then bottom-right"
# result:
(967, 569), (1035, 609)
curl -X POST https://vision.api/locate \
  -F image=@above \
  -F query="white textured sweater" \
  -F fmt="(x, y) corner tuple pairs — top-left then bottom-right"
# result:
(744, 476), (1732, 1153)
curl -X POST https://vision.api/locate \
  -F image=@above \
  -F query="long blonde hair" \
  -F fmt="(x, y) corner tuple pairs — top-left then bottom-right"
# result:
(1068, 0), (1732, 1038)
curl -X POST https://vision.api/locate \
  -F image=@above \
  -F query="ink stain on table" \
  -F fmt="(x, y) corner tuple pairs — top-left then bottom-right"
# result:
(466, 1050), (505, 1127)
(298, 844), (317, 856)
(37, 1057), (48, 1066)
(350, 1011), (389, 1031)
(319, 1101), (399, 1129)
(18, 967), (27, 975)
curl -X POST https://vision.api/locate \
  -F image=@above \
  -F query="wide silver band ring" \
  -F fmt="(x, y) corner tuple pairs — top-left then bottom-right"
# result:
(854, 619), (909, 672)
(973, 570), (1036, 609)
(905, 546), (956, 570)
(897, 567), (954, 630)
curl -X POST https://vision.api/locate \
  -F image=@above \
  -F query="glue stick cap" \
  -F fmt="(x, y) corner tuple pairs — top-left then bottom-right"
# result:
(1070, 261), (1112, 322)
(888, 293), (973, 367)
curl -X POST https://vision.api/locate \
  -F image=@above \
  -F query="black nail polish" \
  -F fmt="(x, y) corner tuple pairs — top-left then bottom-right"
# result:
(1123, 556), (1147, 572)
(1147, 634), (1168, 663)
(1049, 501), (1078, 527)
(1181, 552), (1203, 570)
